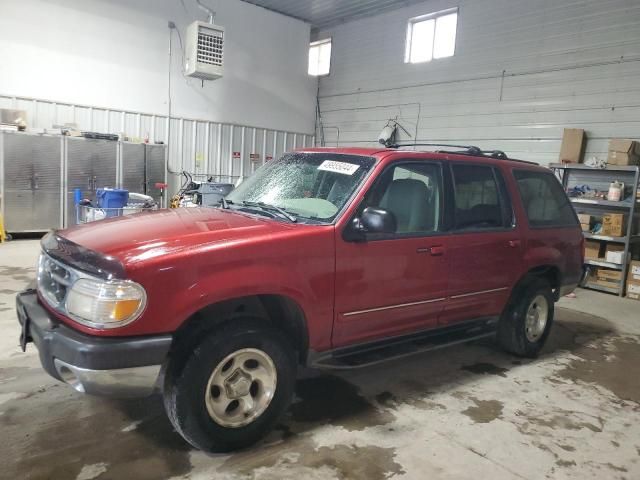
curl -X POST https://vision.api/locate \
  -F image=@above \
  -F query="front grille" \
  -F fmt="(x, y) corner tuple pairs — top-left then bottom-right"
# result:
(37, 253), (74, 311)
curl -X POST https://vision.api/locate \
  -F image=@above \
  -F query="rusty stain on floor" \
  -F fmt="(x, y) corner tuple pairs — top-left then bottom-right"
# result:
(0, 367), (191, 480)
(460, 362), (508, 377)
(0, 266), (36, 276)
(519, 411), (603, 434)
(461, 397), (504, 423)
(556, 336), (640, 404)
(219, 441), (404, 480)
(290, 375), (395, 431)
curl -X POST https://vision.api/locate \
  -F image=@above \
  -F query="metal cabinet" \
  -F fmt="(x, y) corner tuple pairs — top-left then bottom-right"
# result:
(145, 144), (167, 205)
(65, 137), (118, 227)
(1, 133), (166, 231)
(120, 143), (167, 206)
(0, 132), (63, 232)
(120, 142), (146, 195)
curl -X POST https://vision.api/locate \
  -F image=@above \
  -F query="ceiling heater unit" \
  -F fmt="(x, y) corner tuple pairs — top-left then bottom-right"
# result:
(185, 21), (224, 80)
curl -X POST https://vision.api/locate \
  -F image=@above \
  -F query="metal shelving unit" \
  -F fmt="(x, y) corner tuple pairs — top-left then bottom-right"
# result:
(551, 163), (640, 297)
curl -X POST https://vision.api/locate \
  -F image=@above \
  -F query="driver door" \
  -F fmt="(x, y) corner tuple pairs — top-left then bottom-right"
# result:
(332, 161), (450, 347)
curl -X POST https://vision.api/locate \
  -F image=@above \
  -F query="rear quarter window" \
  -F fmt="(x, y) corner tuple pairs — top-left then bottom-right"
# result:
(513, 169), (578, 227)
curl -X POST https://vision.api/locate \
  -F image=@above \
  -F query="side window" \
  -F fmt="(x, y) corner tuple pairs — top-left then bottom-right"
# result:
(451, 164), (510, 230)
(514, 170), (578, 227)
(365, 163), (442, 234)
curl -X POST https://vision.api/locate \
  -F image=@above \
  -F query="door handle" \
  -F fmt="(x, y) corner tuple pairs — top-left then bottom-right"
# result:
(508, 240), (521, 248)
(417, 246), (445, 256)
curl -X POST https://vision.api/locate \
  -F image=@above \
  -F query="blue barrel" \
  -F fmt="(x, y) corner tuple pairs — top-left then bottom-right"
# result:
(96, 188), (129, 216)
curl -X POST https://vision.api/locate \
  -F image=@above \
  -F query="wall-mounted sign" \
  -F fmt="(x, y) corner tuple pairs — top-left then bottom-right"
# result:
(266, 155), (273, 161)
(232, 151), (241, 159)
(249, 153), (260, 160)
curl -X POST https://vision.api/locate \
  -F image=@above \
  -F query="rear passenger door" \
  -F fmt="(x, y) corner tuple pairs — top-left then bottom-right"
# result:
(439, 163), (523, 325)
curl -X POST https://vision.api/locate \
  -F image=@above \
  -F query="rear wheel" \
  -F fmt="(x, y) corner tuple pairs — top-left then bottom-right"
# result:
(497, 277), (554, 357)
(163, 319), (296, 452)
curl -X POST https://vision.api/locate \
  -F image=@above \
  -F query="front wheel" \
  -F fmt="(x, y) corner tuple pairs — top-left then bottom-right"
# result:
(163, 320), (296, 452)
(497, 277), (554, 357)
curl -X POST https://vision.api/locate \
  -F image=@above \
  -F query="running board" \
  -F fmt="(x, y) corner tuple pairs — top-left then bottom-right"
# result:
(311, 318), (498, 370)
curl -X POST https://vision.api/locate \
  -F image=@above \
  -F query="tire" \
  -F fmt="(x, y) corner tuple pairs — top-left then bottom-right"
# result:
(163, 319), (296, 452)
(497, 277), (554, 358)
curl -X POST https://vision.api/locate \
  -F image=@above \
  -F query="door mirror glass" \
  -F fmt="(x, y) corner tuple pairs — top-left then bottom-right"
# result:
(360, 207), (397, 234)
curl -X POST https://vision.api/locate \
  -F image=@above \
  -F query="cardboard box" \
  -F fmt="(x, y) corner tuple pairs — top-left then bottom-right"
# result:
(625, 260), (640, 300)
(559, 128), (587, 163)
(578, 214), (591, 232)
(628, 260), (640, 283)
(602, 213), (625, 237)
(584, 240), (603, 260)
(596, 268), (623, 282)
(626, 282), (640, 300)
(605, 244), (625, 264)
(607, 139), (640, 166)
(586, 267), (622, 289)
(609, 138), (640, 154)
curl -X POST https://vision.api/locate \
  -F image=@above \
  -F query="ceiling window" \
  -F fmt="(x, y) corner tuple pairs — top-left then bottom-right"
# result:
(405, 8), (458, 64)
(308, 38), (332, 76)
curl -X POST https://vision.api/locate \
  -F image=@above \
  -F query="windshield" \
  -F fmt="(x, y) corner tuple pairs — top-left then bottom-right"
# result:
(226, 153), (375, 222)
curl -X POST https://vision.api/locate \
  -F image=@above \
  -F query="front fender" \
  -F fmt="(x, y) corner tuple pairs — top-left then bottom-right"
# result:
(129, 227), (336, 350)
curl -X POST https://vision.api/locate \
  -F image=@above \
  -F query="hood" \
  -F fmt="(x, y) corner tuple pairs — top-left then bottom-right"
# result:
(60, 208), (296, 268)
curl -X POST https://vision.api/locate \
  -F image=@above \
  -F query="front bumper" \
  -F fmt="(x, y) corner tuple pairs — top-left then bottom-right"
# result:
(16, 289), (172, 398)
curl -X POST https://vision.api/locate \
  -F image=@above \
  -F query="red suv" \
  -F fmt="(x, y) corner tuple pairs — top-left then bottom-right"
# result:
(17, 146), (583, 452)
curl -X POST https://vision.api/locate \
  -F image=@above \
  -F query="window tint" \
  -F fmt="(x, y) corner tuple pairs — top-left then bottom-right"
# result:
(514, 170), (578, 227)
(365, 163), (442, 234)
(452, 164), (508, 230)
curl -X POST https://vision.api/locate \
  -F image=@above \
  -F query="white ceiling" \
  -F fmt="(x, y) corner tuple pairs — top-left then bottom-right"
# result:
(240, 0), (427, 29)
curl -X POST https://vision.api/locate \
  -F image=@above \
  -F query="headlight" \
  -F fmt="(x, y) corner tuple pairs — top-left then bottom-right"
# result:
(65, 278), (147, 329)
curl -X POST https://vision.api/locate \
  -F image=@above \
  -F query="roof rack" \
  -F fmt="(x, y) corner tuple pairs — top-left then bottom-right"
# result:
(387, 142), (509, 160)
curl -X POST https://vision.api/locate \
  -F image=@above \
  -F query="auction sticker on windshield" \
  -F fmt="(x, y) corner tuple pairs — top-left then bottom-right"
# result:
(318, 160), (359, 175)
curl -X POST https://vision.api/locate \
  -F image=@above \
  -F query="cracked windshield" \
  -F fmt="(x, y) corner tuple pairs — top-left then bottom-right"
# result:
(226, 153), (375, 222)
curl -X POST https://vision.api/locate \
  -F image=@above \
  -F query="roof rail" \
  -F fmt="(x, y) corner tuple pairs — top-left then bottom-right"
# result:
(387, 142), (509, 160)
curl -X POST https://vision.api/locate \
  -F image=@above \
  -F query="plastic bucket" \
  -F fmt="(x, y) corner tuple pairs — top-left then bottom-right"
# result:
(96, 188), (129, 216)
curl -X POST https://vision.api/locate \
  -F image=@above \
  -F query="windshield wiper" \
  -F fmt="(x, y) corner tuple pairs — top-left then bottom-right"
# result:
(218, 197), (233, 209)
(241, 201), (297, 223)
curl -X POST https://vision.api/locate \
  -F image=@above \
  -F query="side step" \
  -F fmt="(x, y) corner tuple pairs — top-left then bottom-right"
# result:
(311, 318), (498, 370)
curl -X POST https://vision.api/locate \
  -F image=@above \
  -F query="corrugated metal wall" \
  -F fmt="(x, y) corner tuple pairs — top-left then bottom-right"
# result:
(315, 0), (640, 165)
(0, 94), (315, 189)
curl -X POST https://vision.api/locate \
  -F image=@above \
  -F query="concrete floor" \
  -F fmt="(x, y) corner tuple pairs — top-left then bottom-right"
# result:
(1, 239), (639, 480)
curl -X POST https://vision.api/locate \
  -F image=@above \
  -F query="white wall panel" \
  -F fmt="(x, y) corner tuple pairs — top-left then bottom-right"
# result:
(0, 0), (316, 134)
(316, 0), (640, 165)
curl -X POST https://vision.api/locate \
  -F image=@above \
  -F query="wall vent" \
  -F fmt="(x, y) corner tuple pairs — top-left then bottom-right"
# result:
(185, 21), (224, 80)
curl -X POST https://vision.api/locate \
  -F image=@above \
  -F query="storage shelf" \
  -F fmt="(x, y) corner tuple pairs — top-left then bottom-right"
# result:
(584, 259), (624, 270)
(570, 198), (636, 208)
(554, 162), (639, 297)
(583, 233), (624, 242)
(550, 163), (640, 172)
(582, 283), (621, 294)
(582, 233), (640, 243)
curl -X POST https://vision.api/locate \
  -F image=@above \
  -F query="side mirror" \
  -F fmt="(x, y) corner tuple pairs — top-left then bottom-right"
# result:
(360, 207), (397, 234)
